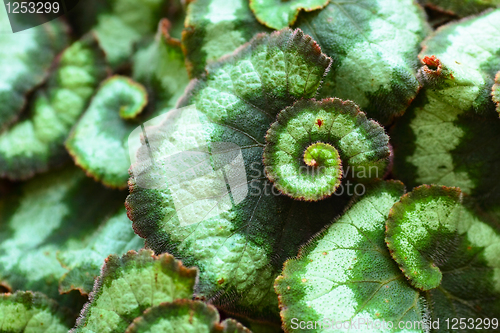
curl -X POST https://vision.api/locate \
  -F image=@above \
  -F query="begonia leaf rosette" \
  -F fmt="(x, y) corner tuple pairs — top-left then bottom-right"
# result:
(263, 98), (390, 201)
(392, 9), (500, 216)
(126, 28), (386, 320)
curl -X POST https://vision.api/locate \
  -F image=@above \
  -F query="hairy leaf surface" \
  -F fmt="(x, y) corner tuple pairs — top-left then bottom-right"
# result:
(0, 291), (71, 332)
(71, 249), (197, 333)
(392, 9), (500, 215)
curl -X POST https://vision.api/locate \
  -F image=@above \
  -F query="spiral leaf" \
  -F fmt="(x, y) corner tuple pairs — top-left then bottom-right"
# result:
(65, 76), (148, 188)
(264, 98), (389, 201)
(274, 182), (426, 332)
(126, 28), (352, 320)
(276, 181), (500, 331)
(385, 185), (463, 291)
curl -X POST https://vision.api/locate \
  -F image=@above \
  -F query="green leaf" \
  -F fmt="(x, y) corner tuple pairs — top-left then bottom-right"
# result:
(0, 8), (68, 131)
(264, 98), (389, 201)
(0, 166), (127, 301)
(0, 35), (107, 180)
(71, 249), (198, 333)
(392, 9), (500, 213)
(0, 291), (71, 332)
(124, 300), (250, 333)
(132, 19), (190, 111)
(418, 0), (500, 17)
(385, 185), (463, 291)
(493, 71), (500, 115)
(92, 0), (169, 67)
(58, 209), (144, 295)
(183, 0), (270, 78)
(249, 0), (329, 30)
(65, 76), (148, 189)
(127, 28), (353, 320)
(274, 181), (424, 332)
(276, 181), (500, 331)
(67, 20), (192, 190)
(296, 0), (431, 124)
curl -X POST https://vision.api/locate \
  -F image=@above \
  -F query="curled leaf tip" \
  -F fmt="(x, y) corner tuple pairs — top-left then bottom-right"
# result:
(264, 98), (389, 201)
(66, 75), (148, 188)
(385, 185), (463, 291)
